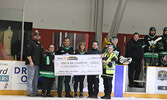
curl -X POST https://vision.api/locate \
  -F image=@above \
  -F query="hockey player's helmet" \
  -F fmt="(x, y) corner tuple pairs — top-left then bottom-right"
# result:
(163, 27), (167, 36)
(149, 27), (156, 37)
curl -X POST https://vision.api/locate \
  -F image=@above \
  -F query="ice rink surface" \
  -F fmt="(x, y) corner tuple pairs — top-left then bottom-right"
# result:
(0, 95), (166, 100)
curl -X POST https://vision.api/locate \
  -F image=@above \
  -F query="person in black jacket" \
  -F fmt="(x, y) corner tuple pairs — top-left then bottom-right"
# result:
(40, 44), (56, 97)
(26, 31), (43, 96)
(74, 42), (87, 97)
(86, 41), (101, 98)
(56, 37), (74, 97)
(126, 32), (142, 87)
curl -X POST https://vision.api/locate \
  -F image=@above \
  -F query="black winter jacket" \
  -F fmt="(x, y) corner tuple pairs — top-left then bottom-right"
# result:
(86, 48), (101, 54)
(126, 38), (142, 61)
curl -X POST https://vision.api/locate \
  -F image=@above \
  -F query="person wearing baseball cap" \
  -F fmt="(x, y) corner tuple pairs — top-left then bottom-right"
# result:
(26, 30), (43, 97)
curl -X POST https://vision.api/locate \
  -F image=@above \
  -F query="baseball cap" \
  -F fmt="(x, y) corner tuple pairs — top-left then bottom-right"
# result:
(34, 30), (40, 36)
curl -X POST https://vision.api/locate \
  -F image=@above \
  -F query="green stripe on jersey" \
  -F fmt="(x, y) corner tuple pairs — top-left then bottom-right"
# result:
(40, 71), (56, 78)
(144, 52), (159, 58)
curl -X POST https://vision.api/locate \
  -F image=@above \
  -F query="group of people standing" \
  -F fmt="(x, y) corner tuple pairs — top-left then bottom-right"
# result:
(142, 27), (167, 67)
(25, 31), (117, 99)
(25, 26), (167, 99)
(126, 27), (167, 88)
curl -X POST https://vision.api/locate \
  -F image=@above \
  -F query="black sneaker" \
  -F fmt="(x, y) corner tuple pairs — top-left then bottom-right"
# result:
(27, 93), (35, 97)
(79, 93), (83, 97)
(74, 93), (77, 97)
(46, 94), (54, 97)
(58, 95), (62, 97)
(41, 94), (46, 97)
(103, 96), (111, 99)
(87, 95), (92, 98)
(91, 95), (98, 99)
(65, 94), (73, 98)
(35, 94), (42, 97)
(101, 95), (106, 99)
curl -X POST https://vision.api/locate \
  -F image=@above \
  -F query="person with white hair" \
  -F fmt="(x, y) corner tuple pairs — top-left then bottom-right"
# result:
(101, 45), (118, 99)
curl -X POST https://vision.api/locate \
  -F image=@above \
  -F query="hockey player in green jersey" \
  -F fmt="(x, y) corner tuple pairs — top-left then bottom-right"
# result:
(142, 27), (161, 66)
(159, 27), (167, 61)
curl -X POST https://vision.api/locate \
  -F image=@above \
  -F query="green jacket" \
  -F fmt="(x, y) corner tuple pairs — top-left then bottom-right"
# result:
(40, 50), (56, 78)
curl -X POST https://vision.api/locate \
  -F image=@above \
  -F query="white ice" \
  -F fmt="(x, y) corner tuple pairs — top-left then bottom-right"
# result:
(0, 95), (166, 100)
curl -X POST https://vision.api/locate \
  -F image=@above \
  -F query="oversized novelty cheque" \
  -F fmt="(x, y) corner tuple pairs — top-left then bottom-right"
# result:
(54, 54), (102, 76)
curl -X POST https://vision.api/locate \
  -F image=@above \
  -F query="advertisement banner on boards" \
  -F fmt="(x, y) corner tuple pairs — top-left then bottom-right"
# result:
(0, 61), (27, 90)
(155, 67), (167, 94)
(0, 61), (12, 90)
(54, 54), (102, 76)
(11, 61), (27, 90)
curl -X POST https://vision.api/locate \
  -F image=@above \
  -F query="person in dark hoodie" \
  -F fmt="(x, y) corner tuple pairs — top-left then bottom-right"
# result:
(86, 41), (101, 98)
(126, 32), (142, 87)
(40, 44), (56, 97)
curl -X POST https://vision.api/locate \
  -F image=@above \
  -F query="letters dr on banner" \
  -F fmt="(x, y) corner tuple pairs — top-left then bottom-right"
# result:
(54, 54), (102, 76)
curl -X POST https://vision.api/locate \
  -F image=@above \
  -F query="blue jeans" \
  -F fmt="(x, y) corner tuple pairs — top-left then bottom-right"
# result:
(27, 65), (39, 95)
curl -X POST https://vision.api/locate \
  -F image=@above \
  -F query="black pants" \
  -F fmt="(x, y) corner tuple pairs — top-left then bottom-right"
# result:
(58, 76), (71, 96)
(74, 75), (85, 93)
(87, 75), (99, 97)
(103, 76), (113, 97)
(42, 77), (55, 95)
(128, 60), (141, 86)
